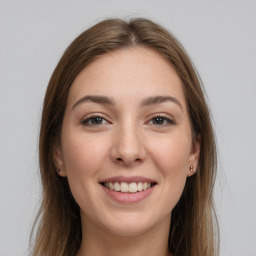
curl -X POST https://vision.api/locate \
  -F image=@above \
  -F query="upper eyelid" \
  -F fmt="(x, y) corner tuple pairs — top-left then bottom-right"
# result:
(146, 116), (176, 126)
(145, 112), (176, 122)
(80, 114), (110, 124)
(80, 113), (175, 126)
(81, 112), (174, 120)
(81, 113), (110, 120)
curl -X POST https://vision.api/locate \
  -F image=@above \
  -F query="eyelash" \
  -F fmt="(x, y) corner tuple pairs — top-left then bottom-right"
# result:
(80, 114), (176, 127)
(148, 114), (176, 126)
(81, 115), (109, 126)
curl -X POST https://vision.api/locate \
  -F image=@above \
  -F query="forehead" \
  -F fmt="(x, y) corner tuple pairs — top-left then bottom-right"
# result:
(67, 47), (186, 108)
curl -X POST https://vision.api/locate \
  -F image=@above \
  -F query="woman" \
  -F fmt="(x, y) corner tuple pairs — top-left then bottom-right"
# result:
(30, 18), (219, 256)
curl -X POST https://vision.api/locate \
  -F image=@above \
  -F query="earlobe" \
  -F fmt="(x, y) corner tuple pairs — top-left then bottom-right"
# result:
(187, 136), (201, 177)
(53, 144), (67, 177)
(187, 165), (196, 177)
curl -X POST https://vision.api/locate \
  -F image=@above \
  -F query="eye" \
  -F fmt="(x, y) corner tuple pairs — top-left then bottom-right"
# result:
(148, 115), (175, 126)
(81, 115), (109, 126)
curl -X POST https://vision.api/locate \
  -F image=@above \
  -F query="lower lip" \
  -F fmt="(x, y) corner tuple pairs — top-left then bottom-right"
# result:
(101, 185), (156, 204)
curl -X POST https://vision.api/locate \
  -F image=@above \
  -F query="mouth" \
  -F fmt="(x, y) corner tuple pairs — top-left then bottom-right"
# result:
(99, 177), (157, 203)
(100, 181), (157, 193)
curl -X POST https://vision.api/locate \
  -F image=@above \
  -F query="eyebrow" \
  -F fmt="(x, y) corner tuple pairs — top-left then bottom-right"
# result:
(72, 95), (183, 111)
(140, 95), (183, 110)
(72, 95), (115, 110)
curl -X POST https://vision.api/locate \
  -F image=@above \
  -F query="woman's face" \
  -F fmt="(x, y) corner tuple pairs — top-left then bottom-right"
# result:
(55, 47), (200, 236)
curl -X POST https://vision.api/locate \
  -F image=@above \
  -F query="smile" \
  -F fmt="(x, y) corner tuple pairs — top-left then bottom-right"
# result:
(99, 176), (157, 203)
(102, 181), (156, 193)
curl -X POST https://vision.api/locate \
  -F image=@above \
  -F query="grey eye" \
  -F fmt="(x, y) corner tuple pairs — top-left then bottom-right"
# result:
(81, 116), (108, 126)
(149, 116), (175, 126)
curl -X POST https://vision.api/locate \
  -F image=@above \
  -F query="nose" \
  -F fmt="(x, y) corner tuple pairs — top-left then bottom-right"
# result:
(110, 123), (146, 167)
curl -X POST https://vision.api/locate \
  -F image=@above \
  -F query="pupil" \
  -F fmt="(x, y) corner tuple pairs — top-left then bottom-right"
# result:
(92, 117), (102, 124)
(154, 117), (164, 125)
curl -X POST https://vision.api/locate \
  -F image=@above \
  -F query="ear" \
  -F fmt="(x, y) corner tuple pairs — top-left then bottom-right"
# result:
(187, 135), (201, 177)
(53, 143), (67, 177)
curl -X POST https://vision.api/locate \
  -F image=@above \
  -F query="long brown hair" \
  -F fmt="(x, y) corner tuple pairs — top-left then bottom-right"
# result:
(30, 18), (219, 256)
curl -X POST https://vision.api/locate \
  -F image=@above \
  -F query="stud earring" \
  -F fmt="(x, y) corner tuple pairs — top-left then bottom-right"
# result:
(57, 169), (61, 173)
(189, 165), (194, 172)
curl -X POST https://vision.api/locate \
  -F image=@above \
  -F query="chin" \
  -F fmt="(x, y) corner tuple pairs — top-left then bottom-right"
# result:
(99, 210), (166, 237)
(104, 222), (152, 237)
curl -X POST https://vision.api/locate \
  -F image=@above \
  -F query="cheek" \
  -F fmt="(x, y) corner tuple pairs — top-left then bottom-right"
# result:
(61, 131), (110, 210)
(147, 132), (191, 208)
(148, 132), (191, 174)
(62, 132), (108, 176)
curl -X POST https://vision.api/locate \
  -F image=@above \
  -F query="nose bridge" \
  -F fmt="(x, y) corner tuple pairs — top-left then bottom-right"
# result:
(111, 117), (146, 166)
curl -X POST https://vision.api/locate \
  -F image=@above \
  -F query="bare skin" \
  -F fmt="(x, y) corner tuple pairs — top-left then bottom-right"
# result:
(77, 211), (172, 256)
(55, 47), (199, 256)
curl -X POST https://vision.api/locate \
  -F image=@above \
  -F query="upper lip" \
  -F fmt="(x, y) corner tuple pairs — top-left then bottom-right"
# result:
(99, 176), (157, 184)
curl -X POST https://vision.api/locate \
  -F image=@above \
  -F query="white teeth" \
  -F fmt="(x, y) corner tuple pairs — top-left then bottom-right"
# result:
(137, 182), (143, 191)
(103, 181), (154, 193)
(128, 182), (137, 193)
(120, 182), (129, 192)
(143, 182), (148, 191)
(114, 182), (120, 191)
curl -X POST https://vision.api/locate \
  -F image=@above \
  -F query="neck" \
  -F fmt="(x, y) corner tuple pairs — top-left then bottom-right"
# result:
(76, 214), (172, 256)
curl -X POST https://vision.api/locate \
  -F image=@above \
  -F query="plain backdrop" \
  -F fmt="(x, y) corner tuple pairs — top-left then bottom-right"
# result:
(0, 1), (255, 255)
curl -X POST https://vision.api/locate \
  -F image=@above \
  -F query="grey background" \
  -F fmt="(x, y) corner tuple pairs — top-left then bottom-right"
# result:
(0, 0), (255, 255)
